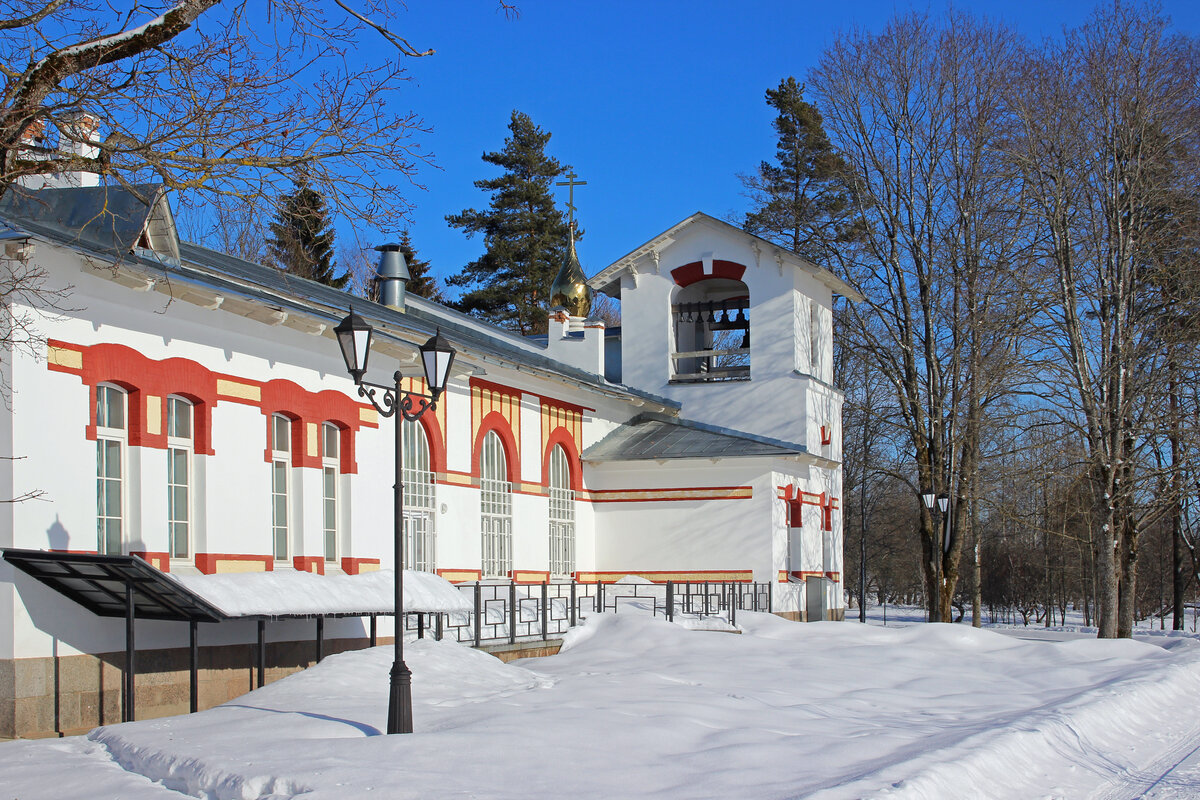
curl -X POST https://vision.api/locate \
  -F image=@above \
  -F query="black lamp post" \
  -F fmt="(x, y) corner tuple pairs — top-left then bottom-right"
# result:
(334, 307), (455, 734)
(921, 491), (939, 622)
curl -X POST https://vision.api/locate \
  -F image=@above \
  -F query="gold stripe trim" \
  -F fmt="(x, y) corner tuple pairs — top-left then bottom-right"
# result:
(145, 395), (162, 436)
(587, 487), (753, 503)
(47, 345), (83, 370)
(216, 378), (261, 401)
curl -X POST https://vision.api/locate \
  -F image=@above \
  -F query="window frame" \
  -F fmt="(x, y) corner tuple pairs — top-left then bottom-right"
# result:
(547, 444), (576, 578)
(322, 421), (340, 565)
(166, 395), (194, 562)
(270, 413), (292, 565)
(95, 384), (127, 556)
(479, 430), (513, 579)
(402, 418), (437, 573)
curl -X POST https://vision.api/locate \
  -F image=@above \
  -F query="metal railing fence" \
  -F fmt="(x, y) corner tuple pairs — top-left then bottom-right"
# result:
(394, 580), (774, 648)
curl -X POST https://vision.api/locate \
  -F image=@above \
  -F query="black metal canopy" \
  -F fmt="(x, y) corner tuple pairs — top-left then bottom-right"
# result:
(2, 548), (223, 623)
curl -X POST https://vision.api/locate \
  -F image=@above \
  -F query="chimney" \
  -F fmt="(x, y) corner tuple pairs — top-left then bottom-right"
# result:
(375, 243), (410, 311)
(58, 113), (100, 188)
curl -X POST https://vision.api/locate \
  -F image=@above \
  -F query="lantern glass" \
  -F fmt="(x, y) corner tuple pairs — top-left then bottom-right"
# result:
(419, 329), (456, 397)
(335, 309), (373, 382)
(921, 492), (936, 509)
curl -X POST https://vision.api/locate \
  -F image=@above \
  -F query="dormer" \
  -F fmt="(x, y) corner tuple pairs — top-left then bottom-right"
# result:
(0, 183), (180, 264)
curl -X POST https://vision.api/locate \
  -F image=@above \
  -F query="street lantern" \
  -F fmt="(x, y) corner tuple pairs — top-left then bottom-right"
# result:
(334, 308), (373, 384)
(921, 492), (936, 510)
(937, 495), (949, 513)
(334, 305), (456, 735)
(418, 329), (456, 401)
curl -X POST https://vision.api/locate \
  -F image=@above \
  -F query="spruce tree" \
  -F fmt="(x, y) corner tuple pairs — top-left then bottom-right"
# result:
(741, 77), (854, 262)
(397, 229), (444, 302)
(446, 110), (576, 335)
(266, 176), (348, 289)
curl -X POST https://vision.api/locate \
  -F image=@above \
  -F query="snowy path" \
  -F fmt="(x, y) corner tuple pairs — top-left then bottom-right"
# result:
(1, 736), (188, 798)
(3, 611), (1200, 799)
(1090, 717), (1200, 800)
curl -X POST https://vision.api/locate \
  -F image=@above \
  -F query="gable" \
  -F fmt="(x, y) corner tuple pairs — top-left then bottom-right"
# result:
(589, 212), (860, 302)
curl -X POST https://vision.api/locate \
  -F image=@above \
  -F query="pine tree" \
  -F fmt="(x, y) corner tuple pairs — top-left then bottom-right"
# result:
(741, 77), (854, 262)
(446, 110), (576, 335)
(397, 229), (444, 302)
(266, 176), (348, 289)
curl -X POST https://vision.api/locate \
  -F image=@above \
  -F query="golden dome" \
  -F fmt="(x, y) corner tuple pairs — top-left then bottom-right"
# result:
(550, 231), (591, 317)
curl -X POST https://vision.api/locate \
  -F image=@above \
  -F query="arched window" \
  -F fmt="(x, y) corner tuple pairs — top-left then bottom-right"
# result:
(167, 396), (193, 560)
(402, 419), (437, 573)
(479, 430), (512, 578)
(95, 384), (127, 555)
(322, 422), (341, 564)
(270, 414), (292, 563)
(671, 278), (750, 383)
(548, 444), (575, 577)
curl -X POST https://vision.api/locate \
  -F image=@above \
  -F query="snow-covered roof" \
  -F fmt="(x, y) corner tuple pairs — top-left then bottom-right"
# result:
(170, 569), (471, 617)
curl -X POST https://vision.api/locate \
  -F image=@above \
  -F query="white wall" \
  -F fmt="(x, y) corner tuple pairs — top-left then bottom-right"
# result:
(0, 241), (664, 659)
(616, 220), (843, 450)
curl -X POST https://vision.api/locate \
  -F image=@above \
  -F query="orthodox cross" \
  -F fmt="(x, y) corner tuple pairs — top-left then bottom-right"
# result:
(555, 171), (587, 232)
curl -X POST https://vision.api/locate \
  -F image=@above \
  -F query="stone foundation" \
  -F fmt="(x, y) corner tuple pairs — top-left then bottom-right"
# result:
(478, 639), (563, 663)
(771, 609), (846, 622)
(0, 636), (373, 739)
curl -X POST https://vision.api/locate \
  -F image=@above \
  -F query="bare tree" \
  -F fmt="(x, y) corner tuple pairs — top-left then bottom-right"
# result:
(0, 1), (458, 228)
(1005, 4), (1200, 637)
(811, 12), (1031, 622)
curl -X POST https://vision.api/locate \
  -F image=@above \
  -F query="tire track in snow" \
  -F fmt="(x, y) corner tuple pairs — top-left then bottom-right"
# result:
(1090, 718), (1200, 800)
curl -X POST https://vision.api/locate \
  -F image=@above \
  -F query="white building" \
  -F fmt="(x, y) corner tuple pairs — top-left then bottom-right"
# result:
(0, 185), (856, 738)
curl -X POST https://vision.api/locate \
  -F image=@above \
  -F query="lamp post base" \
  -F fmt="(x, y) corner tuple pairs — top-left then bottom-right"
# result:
(387, 660), (413, 734)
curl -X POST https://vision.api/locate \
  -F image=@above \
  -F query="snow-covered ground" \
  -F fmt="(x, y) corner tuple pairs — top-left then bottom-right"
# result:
(5, 607), (1200, 799)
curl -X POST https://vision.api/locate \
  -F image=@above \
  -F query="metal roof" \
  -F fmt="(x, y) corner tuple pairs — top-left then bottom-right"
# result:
(583, 413), (808, 462)
(2, 549), (224, 623)
(0, 185), (679, 413)
(178, 241), (677, 409)
(0, 184), (165, 256)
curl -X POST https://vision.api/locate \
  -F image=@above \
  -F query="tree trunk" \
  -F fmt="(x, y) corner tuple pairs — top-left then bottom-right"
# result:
(1170, 357), (1187, 630)
(1095, 480), (1119, 638)
(972, 493), (981, 628)
(1117, 513), (1138, 638)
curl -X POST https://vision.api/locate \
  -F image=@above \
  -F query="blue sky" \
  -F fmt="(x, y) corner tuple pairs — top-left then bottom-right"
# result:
(360, 1), (1200, 293)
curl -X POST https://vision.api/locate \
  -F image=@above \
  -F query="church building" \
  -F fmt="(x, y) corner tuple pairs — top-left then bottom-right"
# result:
(0, 181), (856, 738)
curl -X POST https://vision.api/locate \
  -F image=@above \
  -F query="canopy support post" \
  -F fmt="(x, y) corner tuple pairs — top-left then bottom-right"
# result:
(316, 616), (324, 663)
(257, 619), (266, 688)
(189, 620), (198, 713)
(123, 581), (135, 723)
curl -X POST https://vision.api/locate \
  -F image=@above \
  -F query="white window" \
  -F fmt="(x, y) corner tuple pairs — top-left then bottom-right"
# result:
(270, 414), (292, 563)
(402, 420), (436, 573)
(548, 445), (575, 577)
(95, 384), (126, 555)
(322, 423), (340, 564)
(167, 396), (193, 560)
(480, 430), (512, 578)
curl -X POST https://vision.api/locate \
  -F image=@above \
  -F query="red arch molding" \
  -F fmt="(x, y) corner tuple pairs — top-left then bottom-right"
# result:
(670, 260), (748, 287)
(542, 427), (583, 490)
(472, 411), (520, 481)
